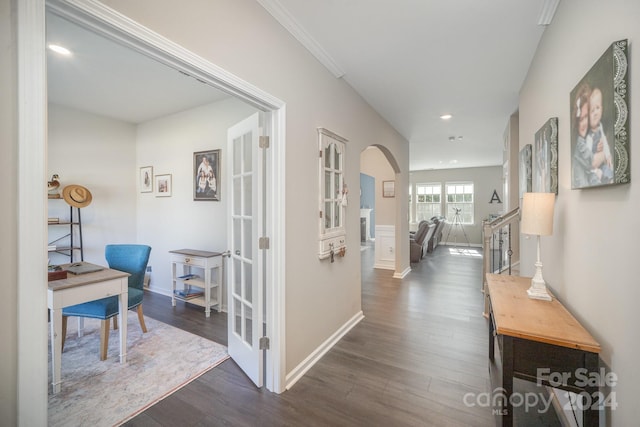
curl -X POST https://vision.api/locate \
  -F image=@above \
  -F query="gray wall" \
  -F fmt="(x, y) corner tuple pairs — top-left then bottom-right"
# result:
(519, 0), (640, 424)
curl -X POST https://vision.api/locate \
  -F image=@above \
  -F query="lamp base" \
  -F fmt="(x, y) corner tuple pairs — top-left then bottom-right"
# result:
(527, 238), (552, 301)
(527, 284), (552, 301)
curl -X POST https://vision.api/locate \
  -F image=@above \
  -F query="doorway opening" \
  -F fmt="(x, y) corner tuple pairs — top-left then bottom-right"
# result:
(18, 2), (287, 420)
(359, 144), (402, 274)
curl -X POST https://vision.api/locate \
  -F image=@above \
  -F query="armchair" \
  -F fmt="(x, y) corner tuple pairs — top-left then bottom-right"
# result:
(62, 244), (151, 360)
(428, 216), (447, 252)
(410, 221), (435, 263)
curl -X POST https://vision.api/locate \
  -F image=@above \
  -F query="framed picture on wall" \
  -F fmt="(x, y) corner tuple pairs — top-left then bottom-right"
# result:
(533, 117), (558, 194)
(519, 144), (532, 199)
(194, 149), (220, 201)
(570, 39), (630, 189)
(140, 166), (153, 193)
(155, 174), (172, 197)
(382, 180), (395, 198)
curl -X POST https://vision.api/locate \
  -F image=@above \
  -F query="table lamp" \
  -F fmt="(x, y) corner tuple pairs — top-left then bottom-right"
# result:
(521, 192), (555, 301)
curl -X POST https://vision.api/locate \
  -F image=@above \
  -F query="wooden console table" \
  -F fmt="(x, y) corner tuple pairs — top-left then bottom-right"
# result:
(486, 273), (601, 426)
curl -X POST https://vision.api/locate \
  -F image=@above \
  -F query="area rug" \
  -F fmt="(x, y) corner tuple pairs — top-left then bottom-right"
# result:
(48, 311), (229, 426)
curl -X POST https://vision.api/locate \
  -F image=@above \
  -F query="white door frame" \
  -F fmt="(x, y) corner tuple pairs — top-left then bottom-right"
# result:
(18, 0), (287, 421)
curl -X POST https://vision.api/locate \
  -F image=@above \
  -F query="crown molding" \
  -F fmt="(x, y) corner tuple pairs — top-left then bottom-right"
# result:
(538, 0), (560, 25)
(256, 0), (345, 78)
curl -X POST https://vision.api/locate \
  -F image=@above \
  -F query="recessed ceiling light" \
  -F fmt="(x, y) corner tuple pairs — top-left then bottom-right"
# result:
(48, 44), (71, 56)
(448, 136), (456, 142)
(450, 159), (458, 164)
(440, 114), (453, 120)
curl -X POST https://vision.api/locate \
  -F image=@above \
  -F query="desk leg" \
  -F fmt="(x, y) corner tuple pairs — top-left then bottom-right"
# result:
(217, 263), (222, 313)
(583, 352), (600, 427)
(118, 289), (128, 363)
(489, 313), (495, 362)
(50, 308), (62, 394)
(501, 335), (514, 427)
(204, 267), (211, 318)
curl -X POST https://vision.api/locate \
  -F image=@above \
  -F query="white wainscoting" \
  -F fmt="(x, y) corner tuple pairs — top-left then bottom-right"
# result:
(374, 225), (395, 270)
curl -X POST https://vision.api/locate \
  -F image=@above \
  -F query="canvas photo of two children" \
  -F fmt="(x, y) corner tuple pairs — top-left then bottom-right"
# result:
(570, 39), (630, 189)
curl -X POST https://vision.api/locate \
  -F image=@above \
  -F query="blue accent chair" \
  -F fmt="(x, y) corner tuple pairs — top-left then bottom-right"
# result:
(62, 244), (152, 360)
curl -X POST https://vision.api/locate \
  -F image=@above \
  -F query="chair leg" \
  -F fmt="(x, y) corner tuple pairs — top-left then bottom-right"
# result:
(61, 316), (68, 352)
(137, 305), (148, 333)
(113, 315), (118, 330)
(99, 319), (110, 361)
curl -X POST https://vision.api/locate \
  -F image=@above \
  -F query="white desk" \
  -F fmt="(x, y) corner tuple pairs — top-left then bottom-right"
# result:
(47, 265), (130, 393)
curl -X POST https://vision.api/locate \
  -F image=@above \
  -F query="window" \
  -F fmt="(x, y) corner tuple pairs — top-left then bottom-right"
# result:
(415, 183), (442, 222)
(446, 182), (474, 224)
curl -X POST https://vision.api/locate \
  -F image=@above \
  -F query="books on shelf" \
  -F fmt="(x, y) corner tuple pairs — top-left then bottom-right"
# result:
(178, 273), (199, 280)
(174, 285), (204, 299)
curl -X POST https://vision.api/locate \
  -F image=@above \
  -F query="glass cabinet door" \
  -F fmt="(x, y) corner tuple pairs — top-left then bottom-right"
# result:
(318, 128), (347, 259)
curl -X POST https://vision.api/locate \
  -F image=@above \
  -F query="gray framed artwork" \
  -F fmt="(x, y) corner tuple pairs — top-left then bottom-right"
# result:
(570, 39), (630, 189)
(533, 117), (558, 194)
(519, 144), (532, 199)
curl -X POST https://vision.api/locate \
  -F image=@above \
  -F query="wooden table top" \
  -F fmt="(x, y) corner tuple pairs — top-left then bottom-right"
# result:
(169, 249), (224, 258)
(48, 263), (130, 292)
(486, 273), (600, 354)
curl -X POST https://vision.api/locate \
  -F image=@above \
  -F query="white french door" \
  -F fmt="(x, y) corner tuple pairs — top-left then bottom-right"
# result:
(227, 112), (264, 387)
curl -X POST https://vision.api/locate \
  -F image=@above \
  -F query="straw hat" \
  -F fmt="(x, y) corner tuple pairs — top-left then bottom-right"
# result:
(62, 184), (93, 208)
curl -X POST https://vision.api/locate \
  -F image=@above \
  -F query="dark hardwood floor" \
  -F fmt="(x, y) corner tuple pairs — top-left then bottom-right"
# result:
(126, 245), (495, 426)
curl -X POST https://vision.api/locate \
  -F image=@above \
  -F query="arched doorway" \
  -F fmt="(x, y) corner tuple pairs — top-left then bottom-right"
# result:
(359, 144), (408, 277)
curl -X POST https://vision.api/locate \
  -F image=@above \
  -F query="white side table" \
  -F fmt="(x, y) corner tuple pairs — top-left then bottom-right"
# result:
(169, 249), (224, 317)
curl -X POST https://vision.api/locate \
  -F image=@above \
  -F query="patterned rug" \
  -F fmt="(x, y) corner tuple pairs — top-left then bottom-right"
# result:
(48, 311), (228, 426)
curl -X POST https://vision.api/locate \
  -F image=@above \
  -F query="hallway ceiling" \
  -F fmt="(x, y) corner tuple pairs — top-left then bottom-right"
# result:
(47, 1), (552, 170)
(259, 0), (550, 171)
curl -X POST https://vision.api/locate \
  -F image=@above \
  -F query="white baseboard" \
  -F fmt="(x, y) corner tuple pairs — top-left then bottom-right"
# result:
(393, 266), (411, 279)
(373, 262), (394, 270)
(285, 310), (364, 390)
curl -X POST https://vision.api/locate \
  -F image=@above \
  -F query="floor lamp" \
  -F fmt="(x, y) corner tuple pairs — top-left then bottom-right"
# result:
(521, 192), (555, 301)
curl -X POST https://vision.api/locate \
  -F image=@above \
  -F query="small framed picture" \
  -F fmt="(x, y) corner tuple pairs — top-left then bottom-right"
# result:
(194, 149), (221, 201)
(382, 180), (395, 198)
(140, 166), (153, 193)
(155, 174), (172, 197)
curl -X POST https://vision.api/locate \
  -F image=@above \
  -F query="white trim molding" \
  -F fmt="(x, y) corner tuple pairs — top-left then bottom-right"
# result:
(255, 0), (345, 78)
(17, 0), (48, 424)
(285, 310), (364, 390)
(374, 225), (395, 270)
(393, 266), (411, 279)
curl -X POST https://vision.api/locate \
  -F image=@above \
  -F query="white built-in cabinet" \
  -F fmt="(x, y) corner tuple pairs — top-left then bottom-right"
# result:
(318, 128), (347, 260)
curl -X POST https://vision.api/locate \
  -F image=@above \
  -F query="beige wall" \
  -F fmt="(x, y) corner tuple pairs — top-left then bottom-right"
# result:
(0, 1), (18, 424)
(360, 147), (396, 227)
(410, 166), (503, 245)
(519, 0), (640, 424)
(101, 0), (410, 374)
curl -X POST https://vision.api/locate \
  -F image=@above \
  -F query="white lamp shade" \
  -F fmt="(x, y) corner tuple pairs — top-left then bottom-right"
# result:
(521, 192), (555, 236)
